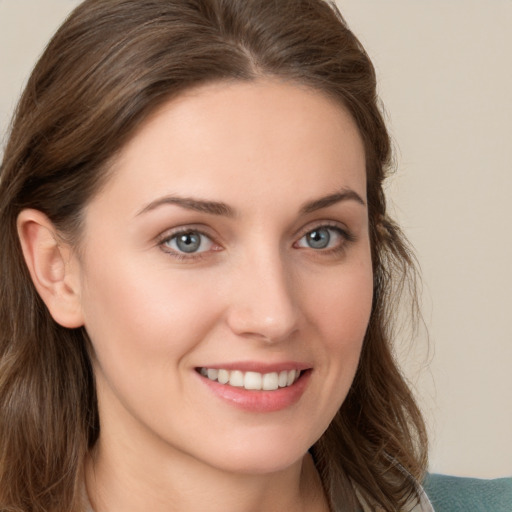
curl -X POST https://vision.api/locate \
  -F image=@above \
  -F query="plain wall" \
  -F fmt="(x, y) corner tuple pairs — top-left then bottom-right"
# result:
(1, 0), (511, 479)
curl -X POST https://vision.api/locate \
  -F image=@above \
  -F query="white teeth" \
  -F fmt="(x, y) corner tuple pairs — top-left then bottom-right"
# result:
(229, 370), (244, 387)
(244, 371), (262, 390)
(218, 369), (229, 384)
(207, 368), (218, 380)
(199, 368), (302, 391)
(262, 372), (278, 391)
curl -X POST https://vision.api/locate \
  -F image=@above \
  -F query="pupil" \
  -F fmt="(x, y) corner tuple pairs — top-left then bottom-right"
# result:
(308, 228), (330, 249)
(177, 232), (200, 253)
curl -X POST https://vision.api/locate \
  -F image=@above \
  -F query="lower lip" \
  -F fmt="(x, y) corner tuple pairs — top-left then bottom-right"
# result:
(198, 370), (311, 413)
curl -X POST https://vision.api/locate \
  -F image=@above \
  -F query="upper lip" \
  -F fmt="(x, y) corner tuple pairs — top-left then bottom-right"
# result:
(196, 361), (312, 373)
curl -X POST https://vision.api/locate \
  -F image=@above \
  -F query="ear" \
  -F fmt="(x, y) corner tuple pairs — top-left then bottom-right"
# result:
(17, 209), (85, 328)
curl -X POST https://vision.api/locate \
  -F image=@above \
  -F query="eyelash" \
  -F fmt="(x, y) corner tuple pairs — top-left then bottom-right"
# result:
(157, 223), (355, 261)
(158, 227), (218, 261)
(294, 223), (355, 255)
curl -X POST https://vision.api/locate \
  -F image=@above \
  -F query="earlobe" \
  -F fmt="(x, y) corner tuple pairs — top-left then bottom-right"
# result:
(17, 209), (85, 328)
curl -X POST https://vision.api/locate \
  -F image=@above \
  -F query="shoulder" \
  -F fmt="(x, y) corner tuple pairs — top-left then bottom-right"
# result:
(422, 473), (512, 512)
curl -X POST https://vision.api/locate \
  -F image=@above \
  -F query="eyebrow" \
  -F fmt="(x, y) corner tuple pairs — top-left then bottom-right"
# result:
(136, 188), (365, 218)
(136, 196), (235, 217)
(299, 189), (366, 214)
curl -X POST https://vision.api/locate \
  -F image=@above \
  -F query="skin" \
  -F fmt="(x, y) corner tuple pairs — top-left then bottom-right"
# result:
(20, 79), (373, 512)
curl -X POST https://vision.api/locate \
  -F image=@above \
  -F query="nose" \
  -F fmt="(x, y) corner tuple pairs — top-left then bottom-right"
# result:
(225, 250), (300, 344)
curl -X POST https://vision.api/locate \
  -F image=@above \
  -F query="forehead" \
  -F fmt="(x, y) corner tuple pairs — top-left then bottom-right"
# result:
(95, 79), (366, 215)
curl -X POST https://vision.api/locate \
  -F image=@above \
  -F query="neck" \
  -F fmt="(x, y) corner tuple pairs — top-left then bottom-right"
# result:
(85, 434), (329, 512)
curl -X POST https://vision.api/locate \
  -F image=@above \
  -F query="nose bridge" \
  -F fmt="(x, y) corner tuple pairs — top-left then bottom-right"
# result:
(227, 242), (299, 342)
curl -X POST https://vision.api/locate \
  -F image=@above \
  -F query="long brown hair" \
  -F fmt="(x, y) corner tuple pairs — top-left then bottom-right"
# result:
(0, 1), (427, 510)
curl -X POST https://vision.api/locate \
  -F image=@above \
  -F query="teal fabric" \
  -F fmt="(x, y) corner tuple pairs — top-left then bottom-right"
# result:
(423, 473), (512, 512)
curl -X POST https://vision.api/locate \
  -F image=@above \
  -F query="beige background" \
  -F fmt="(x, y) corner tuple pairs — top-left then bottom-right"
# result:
(1, 0), (511, 479)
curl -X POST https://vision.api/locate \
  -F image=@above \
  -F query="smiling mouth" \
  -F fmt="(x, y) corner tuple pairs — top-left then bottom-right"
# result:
(197, 368), (302, 391)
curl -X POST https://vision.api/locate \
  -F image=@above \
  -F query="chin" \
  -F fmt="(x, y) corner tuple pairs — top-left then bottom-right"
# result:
(194, 426), (319, 476)
(212, 449), (306, 476)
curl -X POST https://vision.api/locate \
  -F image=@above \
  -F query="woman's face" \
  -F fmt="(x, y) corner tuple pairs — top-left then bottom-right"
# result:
(76, 80), (373, 475)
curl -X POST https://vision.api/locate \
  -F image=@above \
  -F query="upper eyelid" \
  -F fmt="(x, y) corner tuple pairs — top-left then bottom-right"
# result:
(156, 224), (216, 243)
(295, 220), (350, 238)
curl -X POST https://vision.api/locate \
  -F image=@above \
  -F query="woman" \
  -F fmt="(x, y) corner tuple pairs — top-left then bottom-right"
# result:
(0, 0), (431, 510)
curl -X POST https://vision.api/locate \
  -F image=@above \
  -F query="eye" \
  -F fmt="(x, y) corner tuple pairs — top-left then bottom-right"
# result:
(161, 230), (215, 255)
(295, 226), (349, 250)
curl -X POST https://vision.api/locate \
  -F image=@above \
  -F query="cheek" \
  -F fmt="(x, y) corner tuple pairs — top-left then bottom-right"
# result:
(304, 255), (373, 402)
(295, 259), (373, 439)
(79, 255), (220, 369)
(80, 261), (225, 431)
(305, 260), (373, 348)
